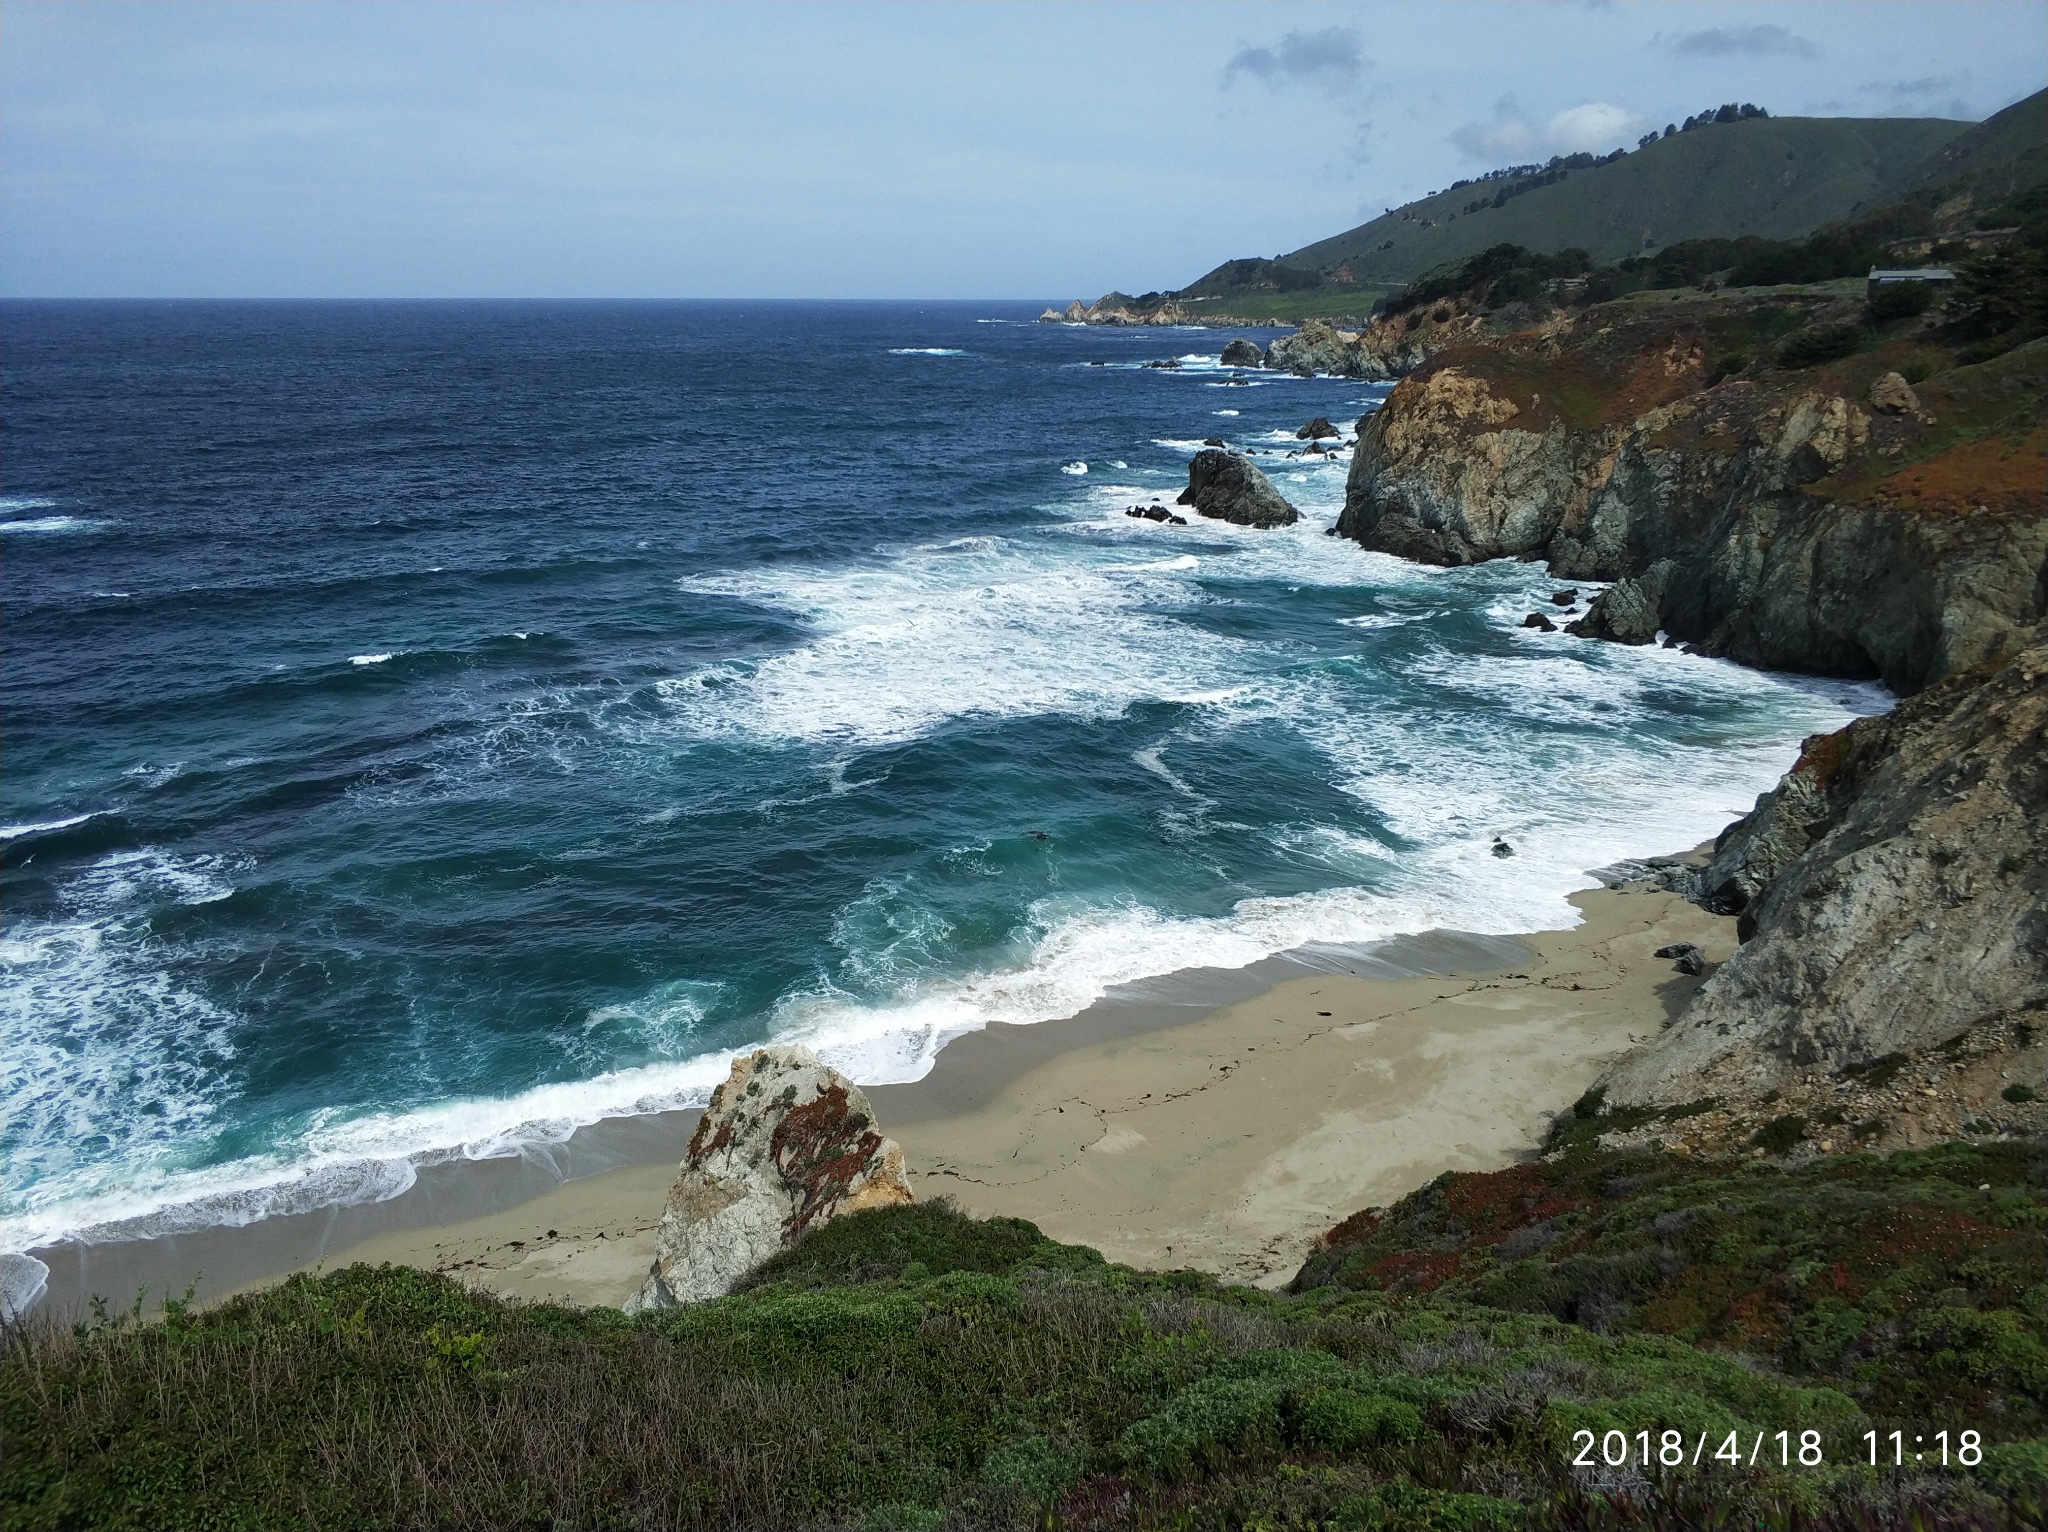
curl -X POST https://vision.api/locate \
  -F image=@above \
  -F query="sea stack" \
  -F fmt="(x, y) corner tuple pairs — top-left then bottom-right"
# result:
(1178, 449), (1300, 528)
(624, 1046), (915, 1310)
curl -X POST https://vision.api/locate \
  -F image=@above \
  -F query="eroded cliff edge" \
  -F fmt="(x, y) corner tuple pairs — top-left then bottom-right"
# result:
(1337, 298), (2047, 694)
(1335, 293), (2047, 1134)
(1607, 634), (2046, 1112)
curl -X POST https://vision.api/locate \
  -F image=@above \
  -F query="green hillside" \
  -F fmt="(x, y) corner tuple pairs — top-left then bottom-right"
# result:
(1896, 88), (2048, 204)
(1285, 115), (1969, 287)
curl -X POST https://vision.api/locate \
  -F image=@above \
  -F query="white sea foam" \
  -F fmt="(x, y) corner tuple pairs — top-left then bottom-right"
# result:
(0, 391), (1893, 1266)
(0, 497), (58, 512)
(888, 347), (968, 356)
(0, 813), (100, 842)
(1060, 461), (1088, 475)
(1, 850), (253, 1252)
(661, 534), (1255, 748)
(0, 515), (106, 535)
(349, 652), (394, 666)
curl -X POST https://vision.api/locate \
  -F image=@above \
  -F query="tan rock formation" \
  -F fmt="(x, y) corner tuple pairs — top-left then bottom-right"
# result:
(1868, 370), (1924, 415)
(624, 1046), (913, 1310)
(1337, 308), (2045, 695)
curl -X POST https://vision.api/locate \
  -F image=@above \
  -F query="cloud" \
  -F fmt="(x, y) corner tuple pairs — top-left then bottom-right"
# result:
(1663, 25), (1819, 59)
(1861, 75), (1974, 119)
(1547, 102), (1637, 154)
(1222, 27), (1366, 92)
(1450, 96), (1540, 160)
(1449, 96), (1641, 163)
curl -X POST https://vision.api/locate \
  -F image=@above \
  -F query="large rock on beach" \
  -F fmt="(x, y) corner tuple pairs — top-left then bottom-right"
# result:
(1220, 338), (1264, 368)
(1178, 449), (1300, 528)
(625, 1046), (914, 1310)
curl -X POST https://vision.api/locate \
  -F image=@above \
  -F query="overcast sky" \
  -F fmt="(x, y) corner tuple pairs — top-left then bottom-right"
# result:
(3, 0), (2042, 299)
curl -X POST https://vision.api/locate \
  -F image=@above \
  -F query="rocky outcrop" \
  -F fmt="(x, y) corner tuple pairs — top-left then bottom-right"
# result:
(1219, 338), (1264, 368)
(1039, 295), (1226, 327)
(1338, 307), (2047, 694)
(1296, 416), (1339, 440)
(1178, 449), (1300, 528)
(625, 1047), (914, 1311)
(1604, 633), (2048, 1105)
(1261, 308), (1491, 378)
(1266, 319), (1376, 378)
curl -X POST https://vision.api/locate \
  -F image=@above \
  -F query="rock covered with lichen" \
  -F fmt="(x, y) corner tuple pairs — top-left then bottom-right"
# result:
(625, 1046), (914, 1310)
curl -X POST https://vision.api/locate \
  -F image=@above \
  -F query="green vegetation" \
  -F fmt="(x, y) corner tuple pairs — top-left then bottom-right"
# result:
(1283, 114), (1973, 288)
(1776, 322), (1865, 370)
(1293, 1139), (2048, 1434)
(9, 1154), (2044, 1530)
(1380, 244), (1592, 319)
(1131, 92), (2045, 335)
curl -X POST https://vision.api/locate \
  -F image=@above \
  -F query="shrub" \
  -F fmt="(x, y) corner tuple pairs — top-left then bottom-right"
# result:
(1708, 351), (1751, 385)
(1775, 324), (1862, 369)
(2003, 1082), (2037, 1104)
(1292, 1387), (1425, 1450)
(1752, 1113), (1809, 1153)
(1866, 281), (1936, 324)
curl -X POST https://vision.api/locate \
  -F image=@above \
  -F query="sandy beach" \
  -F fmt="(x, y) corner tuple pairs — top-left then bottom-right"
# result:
(298, 873), (1733, 1307)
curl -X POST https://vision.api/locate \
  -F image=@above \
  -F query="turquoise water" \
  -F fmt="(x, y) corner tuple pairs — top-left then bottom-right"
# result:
(0, 301), (1881, 1275)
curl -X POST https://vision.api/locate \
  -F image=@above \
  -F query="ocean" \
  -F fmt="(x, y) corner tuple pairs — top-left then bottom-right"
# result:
(0, 300), (1882, 1300)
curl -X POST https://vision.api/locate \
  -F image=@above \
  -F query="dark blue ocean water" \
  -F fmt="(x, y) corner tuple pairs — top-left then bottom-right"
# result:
(0, 301), (1880, 1263)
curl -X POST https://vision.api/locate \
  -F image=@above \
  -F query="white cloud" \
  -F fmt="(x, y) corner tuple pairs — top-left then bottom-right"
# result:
(1546, 102), (1639, 154)
(1449, 97), (1641, 164)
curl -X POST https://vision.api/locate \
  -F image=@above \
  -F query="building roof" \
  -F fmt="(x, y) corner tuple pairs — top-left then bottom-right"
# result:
(1868, 267), (1956, 282)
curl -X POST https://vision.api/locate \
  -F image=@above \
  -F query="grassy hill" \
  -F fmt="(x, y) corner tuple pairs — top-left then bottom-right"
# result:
(8, 1144), (2044, 1529)
(1288, 115), (1968, 288)
(1896, 88), (2048, 205)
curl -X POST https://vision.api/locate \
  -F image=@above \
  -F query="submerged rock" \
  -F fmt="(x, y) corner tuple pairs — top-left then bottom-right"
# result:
(625, 1046), (914, 1311)
(1177, 449), (1300, 528)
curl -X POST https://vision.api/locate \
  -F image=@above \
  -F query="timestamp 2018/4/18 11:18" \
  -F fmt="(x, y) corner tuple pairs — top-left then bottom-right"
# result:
(1569, 1428), (1986, 1470)
(1868, 1429), (1985, 1466)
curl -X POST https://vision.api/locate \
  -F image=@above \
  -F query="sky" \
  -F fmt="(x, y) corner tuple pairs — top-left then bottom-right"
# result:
(3, 0), (2043, 299)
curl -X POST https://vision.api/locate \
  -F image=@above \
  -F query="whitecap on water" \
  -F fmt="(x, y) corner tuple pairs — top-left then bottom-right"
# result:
(0, 812), (100, 842)
(0, 515), (108, 535)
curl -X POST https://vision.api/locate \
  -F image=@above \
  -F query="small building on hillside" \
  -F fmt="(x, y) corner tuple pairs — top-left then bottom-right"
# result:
(1867, 266), (1956, 299)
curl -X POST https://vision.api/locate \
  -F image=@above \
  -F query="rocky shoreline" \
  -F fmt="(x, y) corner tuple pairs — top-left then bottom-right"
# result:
(1299, 292), (2046, 1146)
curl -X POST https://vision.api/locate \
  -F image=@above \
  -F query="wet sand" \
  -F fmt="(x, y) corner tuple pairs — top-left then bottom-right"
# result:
(261, 879), (1730, 1304)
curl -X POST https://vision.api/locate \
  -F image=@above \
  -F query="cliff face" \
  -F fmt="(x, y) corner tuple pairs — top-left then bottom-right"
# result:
(1338, 301), (2047, 694)
(1603, 634), (2048, 1106)
(1262, 310), (1488, 379)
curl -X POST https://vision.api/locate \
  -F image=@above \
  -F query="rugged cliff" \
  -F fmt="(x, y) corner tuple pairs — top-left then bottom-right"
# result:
(1337, 298), (2047, 694)
(1602, 633), (2047, 1118)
